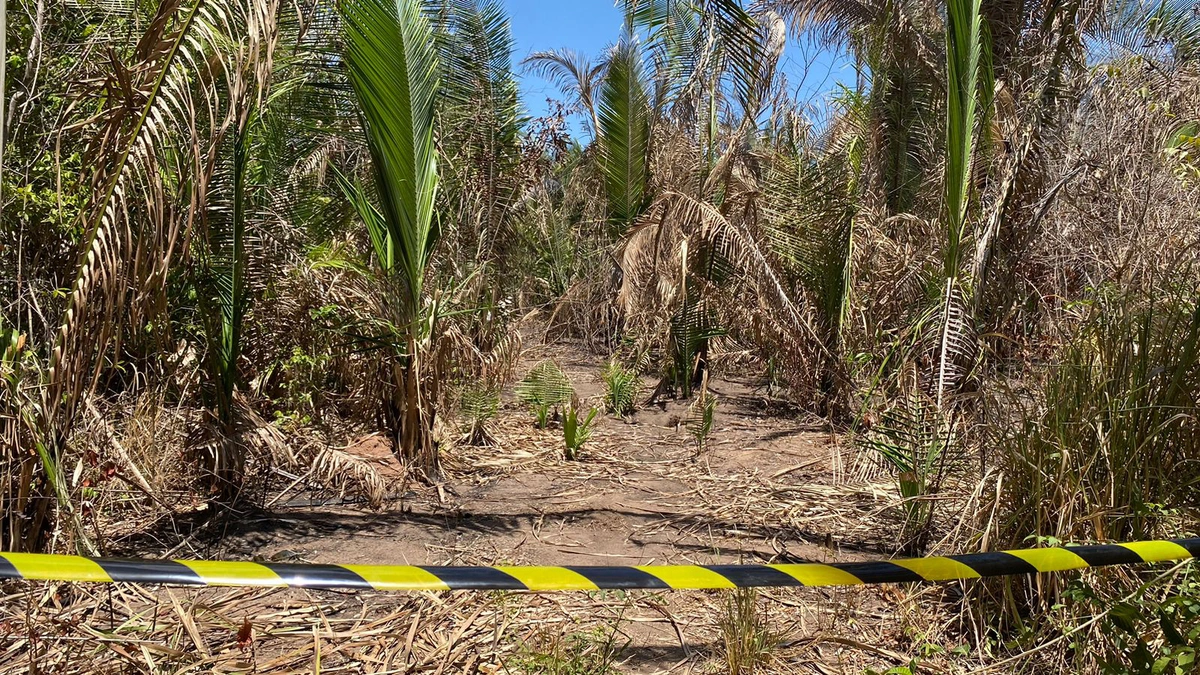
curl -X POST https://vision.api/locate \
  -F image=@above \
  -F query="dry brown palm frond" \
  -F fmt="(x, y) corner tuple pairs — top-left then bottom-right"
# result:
(616, 185), (836, 404)
(307, 443), (388, 508)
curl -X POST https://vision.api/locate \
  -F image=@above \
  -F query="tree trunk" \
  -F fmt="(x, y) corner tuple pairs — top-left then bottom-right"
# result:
(391, 346), (440, 481)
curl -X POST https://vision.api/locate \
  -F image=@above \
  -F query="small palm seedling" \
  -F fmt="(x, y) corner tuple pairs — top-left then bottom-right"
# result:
(686, 388), (718, 457)
(459, 384), (501, 446)
(859, 388), (953, 552)
(562, 396), (599, 461)
(515, 361), (574, 429)
(601, 359), (640, 417)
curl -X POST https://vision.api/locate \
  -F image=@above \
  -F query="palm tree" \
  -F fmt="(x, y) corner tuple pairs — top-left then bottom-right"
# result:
(338, 0), (443, 477)
(435, 0), (524, 268)
(523, 49), (607, 139)
(6, 0), (284, 549)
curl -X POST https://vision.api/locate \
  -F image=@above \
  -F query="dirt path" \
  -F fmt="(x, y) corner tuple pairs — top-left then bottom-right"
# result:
(139, 343), (917, 674)
(229, 342), (895, 572)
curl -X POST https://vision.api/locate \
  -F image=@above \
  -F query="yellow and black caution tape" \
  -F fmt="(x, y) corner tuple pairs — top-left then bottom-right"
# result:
(0, 539), (1196, 592)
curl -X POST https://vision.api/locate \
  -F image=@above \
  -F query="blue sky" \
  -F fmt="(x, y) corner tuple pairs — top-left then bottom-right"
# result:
(504, 0), (856, 136)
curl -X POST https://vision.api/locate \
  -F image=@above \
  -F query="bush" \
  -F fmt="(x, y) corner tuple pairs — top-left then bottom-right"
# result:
(995, 287), (1200, 548)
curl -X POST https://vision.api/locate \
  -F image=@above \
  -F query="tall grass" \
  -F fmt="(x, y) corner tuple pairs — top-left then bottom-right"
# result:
(995, 286), (1200, 548)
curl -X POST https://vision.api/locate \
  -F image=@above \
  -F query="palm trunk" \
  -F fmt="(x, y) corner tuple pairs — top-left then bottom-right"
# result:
(391, 344), (440, 480)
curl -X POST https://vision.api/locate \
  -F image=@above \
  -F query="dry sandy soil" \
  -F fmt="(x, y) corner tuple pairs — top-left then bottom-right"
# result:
(0, 341), (977, 674)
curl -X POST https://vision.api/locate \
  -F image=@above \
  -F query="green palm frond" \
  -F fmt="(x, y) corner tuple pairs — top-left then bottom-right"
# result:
(1099, 0), (1200, 64)
(601, 359), (641, 416)
(460, 382), (501, 445)
(762, 147), (857, 344)
(436, 0), (522, 162)
(522, 48), (607, 137)
(516, 361), (574, 428)
(670, 297), (725, 398)
(860, 384), (956, 546)
(598, 38), (652, 235)
(562, 402), (599, 460)
(943, 0), (984, 278)
(340, 0), (441, 327)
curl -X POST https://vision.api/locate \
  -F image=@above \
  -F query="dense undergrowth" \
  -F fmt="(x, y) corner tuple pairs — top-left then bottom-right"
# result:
(3, 0), (1200, 671)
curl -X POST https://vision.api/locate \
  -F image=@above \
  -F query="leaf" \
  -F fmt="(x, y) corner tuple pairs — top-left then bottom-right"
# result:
(236, 618), (253, 652)
(515, 361), (574, 408)
(598, 38), (652, 234)
(339, 0), (441, 326)
(1161, 609), (1187, 646)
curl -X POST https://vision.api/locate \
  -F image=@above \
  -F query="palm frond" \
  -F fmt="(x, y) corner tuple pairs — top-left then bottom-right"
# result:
(598, 38), (653, 235)
(340, 0), (441, 326)
(515, 361), (575, 408)
(522, 48), (607, 135)
(436, 0), (522, 155)
(1098, 0), (1200, 64)
(762, 147), (858, 344)
(943, 0), (985, 278)
(516, 361), (574, 428)
(602, 359), (641, 416)
(49, 0), (213, 432)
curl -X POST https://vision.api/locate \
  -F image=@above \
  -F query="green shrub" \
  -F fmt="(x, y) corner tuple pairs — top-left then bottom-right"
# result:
(995, 288), (1200, 548)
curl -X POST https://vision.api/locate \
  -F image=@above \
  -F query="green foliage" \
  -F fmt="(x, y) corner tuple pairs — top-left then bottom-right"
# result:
(669, 299), (724, 399)
(943, 0), (986, 278)
(339, 0), (440, 325)
(719, 588), (779, 675)
(338, 0), (444, 471)
(860, 387), (953, 548)
(433, 0), (524, 261)
(597, 37), (651, 235)
(763, 138), (858, 345)
(995, 287), (1200, 546)
(512, 625), (625, 675)
(601, 360), (640, 417)
(562, 401), (599, 460)
(1056, 573), (1200, 674)
(762, 123), (860, 407)
(274, 347), (332, 427)
(685, 390), (717, 456)
(460, 383), (501, 446)
(516, 361), (574, 429)
(513, 201), (585, 303)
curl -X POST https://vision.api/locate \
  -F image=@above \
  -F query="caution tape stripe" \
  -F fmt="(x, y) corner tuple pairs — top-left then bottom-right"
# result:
(0, 538), (1195, 591)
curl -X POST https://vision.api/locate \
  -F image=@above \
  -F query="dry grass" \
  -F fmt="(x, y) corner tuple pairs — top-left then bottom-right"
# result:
(0, 579), (965, 674)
